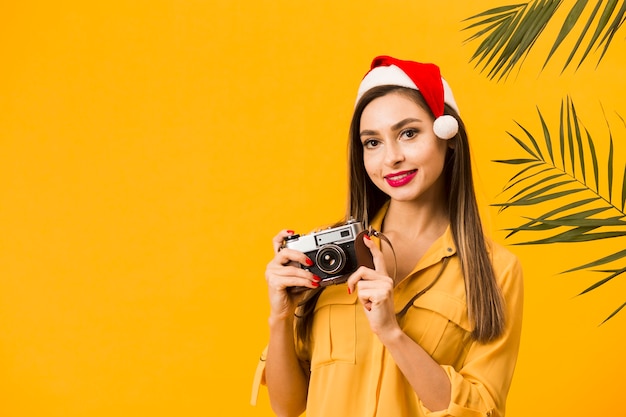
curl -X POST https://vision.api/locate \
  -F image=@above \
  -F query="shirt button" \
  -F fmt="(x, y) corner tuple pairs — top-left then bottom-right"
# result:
(486, 410), (493, 416)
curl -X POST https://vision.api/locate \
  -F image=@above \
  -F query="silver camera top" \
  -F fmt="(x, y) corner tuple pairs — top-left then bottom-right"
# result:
(284, 221), (363, 253)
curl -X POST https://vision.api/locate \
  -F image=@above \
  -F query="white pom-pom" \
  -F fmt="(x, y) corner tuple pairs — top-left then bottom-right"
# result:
(433, 115), (459, 140)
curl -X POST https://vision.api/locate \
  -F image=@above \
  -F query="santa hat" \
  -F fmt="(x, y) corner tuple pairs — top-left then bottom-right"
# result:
(356, 56), (460, 140)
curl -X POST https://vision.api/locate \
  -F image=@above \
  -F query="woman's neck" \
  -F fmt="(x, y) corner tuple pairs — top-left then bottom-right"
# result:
(383, 199), (449, 241)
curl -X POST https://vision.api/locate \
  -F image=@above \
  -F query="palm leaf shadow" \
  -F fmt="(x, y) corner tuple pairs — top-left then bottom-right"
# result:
(493, 98), (626, 322)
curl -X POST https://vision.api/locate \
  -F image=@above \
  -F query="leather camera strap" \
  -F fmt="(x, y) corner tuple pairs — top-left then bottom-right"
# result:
(366, 227), (398, 282)
(395, 256), (450, 320)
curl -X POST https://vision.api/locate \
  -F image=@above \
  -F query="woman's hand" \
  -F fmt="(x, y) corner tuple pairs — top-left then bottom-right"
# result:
(265, 230), (321, 321)
(346, 234), (400, 338)
(264, 230), (315, 416)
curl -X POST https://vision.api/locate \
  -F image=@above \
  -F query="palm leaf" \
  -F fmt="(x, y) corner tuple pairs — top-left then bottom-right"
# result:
(575, 0), (620, 70)
(579, 267), (626, 295)
(513, 227), (626, 244)
(540, 215), (626, 227)
(537, 106), (555, 164)
(506, 204), (607, 236)
(565, 96), (577, 176)
(507, 172), (568, 198)
(600, 301), (626, 325)
(510, 225), (596, 244)
(565, 248), (626, 272)
(561, 0), (603, 71)
(569, 97), (587, 182)
(584, 126), (600, 192)
(493, 98), (626, 320)
(493, 158), (541, 164)
(596, 1), (626, 64)
(466, 9), (523, 71)
(497, 0), (564, 80)
(504, 197), (600, 238)
(512, 122), (545, 159)
(481, 14), (526, 76)
(464, 0), (626, 78)
(465, 19), (513, 44)
(463, 3), (528, 21)
(500, 163), (549, 193)
(492, 0), (561, 80)
(508, 178), (577, 202)
(622, 165), (626, 211)
(463, 0), (562, 80)
(472, 10), (524, 73)
(558, 99), (567, 170)
(608, 131), (614, 203)
(543, 0), (588, 68)
(493, 186), (586, 208)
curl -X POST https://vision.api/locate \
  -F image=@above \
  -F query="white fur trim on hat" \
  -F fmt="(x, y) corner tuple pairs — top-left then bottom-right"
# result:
(356, 65), (417, 105)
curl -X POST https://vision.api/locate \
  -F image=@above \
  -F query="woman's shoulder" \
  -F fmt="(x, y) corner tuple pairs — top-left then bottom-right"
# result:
(487, 238), (519, 265)
(486, 238), (524, 292)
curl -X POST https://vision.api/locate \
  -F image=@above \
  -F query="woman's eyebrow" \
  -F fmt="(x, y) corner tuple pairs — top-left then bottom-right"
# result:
(391, 117), (422, 131)
(360, 118), (423, 137)
(360, 129), (378, 137)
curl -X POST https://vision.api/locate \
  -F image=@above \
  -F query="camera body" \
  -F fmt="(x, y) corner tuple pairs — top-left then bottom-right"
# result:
(284, 220), (364, 286)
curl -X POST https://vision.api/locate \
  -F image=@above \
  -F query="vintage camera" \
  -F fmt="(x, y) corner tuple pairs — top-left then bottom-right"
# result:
(283, 220), (371, 287)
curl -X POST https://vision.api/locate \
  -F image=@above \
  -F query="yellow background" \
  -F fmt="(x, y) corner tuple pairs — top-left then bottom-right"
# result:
(1, 1), (625, 416)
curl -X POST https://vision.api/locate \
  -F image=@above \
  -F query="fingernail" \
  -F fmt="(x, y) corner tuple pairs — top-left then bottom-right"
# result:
(347, 287), (352, 295)
(312, 275), (321, 282)
(364, 234), (371, 240)
(305, 258), (314, 266)
(312, 281), (320, 288)
(287, 230), (295, 235)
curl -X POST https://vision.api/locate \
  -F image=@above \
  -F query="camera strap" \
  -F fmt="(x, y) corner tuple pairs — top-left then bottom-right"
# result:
(396, 256), (450, 320)
(365, 226), (451, 320)
(365, 227), (398, 282)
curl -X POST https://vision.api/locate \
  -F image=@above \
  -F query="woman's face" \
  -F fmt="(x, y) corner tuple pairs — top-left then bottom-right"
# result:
(359, 91), (451, 205)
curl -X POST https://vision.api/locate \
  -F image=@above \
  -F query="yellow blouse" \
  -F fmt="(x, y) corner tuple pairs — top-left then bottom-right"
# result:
(252, 207), (523, 417)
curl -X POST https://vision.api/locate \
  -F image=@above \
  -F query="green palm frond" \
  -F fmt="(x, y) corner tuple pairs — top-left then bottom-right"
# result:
(600, 301), (626, 325)
(463, 0), (626, 79)
(494, 98), (626, 321)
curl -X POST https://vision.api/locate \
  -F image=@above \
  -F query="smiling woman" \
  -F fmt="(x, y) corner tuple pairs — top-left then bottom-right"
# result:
(3, 2), (625, 417)
(360, 93), (451, 201)
(255, 56), (523, 417)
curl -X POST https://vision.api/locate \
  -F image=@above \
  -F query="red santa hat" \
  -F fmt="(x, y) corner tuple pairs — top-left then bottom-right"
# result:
(356, 56), (460, 140)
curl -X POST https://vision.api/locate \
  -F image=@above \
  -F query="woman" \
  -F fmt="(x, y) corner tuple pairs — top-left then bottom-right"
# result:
(253, 56), (523, 417)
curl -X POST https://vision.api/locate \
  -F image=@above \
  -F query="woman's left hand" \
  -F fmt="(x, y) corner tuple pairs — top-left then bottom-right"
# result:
(346, 234), (400, 337)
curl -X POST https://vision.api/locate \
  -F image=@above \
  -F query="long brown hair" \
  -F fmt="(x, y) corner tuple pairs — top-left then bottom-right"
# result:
(296, 85), (505, 349)
(348, 86), (505, 342)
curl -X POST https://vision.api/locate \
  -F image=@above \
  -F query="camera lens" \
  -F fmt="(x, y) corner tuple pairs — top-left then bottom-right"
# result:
(315, 244), (346, 275)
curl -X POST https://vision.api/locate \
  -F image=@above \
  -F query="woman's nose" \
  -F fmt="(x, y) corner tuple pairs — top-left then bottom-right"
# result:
(384, 141), (405, 166)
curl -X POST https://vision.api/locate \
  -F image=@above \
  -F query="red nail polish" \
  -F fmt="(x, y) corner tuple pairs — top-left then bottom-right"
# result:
(312, 281), (320, 288)
(305, 258), (314, 266)
(364, 234), (371, 240)
(287, 230), (295, 235)
(347, 287), (352, 295)
(312, 275), (321, 282)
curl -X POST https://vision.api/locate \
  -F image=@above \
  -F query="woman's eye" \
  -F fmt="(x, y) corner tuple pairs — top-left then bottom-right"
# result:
(363, 139), (380, 149)
(402, 129), (417, 139)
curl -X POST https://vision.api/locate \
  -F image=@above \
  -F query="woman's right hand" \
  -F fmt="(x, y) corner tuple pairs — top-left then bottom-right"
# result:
(265, 230), (321, 321)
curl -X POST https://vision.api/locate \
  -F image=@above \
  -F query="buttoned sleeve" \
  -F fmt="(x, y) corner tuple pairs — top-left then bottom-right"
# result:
(418, 250), (524, 417)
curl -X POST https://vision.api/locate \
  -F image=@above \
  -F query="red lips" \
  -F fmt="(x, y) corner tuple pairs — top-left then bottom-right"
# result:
(384, 170), (417, 187)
